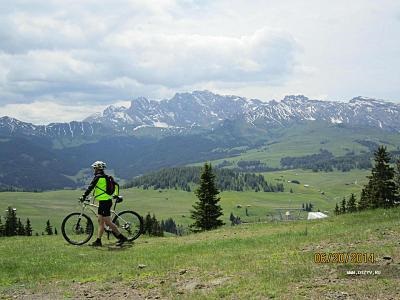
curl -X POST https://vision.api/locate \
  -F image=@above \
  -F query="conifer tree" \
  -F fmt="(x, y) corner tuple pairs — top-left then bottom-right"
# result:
(229, 212), (235, 225)
(144, 213), (153, 235)
(5, 207), (17, 236)
(334, 203), (340, 215)
(191, 163), (224, 231)
(160, 220), (165, 232)
(54, 228), (58, 235)
(395, 159), (400, 201)
(25, 218), (33, 236)
(17, 218), (25, 236)
(341, 197), (346, 214)
(346, 193), (357, 213)
(0, 216), (4, 237)
(151, 214), (163, 236)
(45, 220), (53, 235)
(360, 146), (396, 208)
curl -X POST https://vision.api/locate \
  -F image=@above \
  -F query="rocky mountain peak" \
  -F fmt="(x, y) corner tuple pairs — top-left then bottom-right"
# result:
(1, 91), (399, 138)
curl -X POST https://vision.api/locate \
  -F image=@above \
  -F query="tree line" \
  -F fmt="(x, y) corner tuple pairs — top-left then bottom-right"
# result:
(280, 149), (372, 172)
(335, 146), (400, 214)
(0, 207), (57, 237)
(125, 166), (284, 192)
(142, 213), (185, 236)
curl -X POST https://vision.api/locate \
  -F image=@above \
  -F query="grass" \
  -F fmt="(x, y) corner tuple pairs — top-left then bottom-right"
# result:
(0, 168), (370, 233)
(1, 208), (400, 298)
(194, 121), (400, 168)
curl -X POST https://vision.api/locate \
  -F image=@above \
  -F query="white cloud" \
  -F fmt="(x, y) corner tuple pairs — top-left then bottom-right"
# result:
(103, 27), (297, 86)
(0, 101), (107, 124)
(0, 0), (399, 123)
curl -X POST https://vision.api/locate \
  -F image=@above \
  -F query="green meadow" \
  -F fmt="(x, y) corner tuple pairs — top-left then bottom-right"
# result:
(2, 167), (396, 298)
(0, 169), (369, 233)
(0, 208), (399, 299)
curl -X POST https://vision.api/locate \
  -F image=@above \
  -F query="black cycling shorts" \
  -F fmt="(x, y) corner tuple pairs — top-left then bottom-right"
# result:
(98, 200), (112, 217)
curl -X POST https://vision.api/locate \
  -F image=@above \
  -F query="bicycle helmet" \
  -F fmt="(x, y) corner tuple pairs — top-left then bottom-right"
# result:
(91, 161), (107, 170)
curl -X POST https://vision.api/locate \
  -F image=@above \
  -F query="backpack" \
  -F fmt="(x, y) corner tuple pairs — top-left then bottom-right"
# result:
(104, 175), (118, 195)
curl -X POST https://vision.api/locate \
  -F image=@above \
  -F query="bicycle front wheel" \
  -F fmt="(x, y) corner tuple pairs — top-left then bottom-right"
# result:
(112, 211), (143, 241)
(61, 213), (94, 245)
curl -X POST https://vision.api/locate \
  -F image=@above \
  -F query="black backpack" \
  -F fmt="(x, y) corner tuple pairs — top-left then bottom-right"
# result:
(103, 175), (118, 195)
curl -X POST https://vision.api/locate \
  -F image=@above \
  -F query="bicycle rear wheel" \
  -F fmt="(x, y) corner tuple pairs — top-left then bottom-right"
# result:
(61, 213), (94, 245)
(112, 210), (143, 241)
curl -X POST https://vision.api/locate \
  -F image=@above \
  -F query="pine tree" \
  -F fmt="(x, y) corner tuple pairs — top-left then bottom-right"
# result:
(190, 163), (224, 231)
(394, 159), (400, 202)
(25, 218), (33, 236)
(361, 146), (396, 208)
(5, 207), (18, 236)
(341, 197), (346, 214)
(151, 214), (163, 236)
(163, 218), (177, 234)
(0, 216), (4, 237)
(17, 218), (25, 236)
(144, 213), (153, 235)
(346, 193), (357, 213)
(358, 188), (371, 211)
(45, 220), (53, 235)
(54, 228), (58, 235)
(229, 212), (235, 225)
(160, 220), (165, 232)
(334, 203), (340, 215)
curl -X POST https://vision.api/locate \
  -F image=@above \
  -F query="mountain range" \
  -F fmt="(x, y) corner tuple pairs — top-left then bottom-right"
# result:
(0, 91), (399, 190)
(1, 91), (400, 139)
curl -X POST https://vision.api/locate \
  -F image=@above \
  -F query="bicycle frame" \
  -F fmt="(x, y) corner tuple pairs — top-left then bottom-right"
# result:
(79, 197), (131, 231)
(79, 197), (118, 219)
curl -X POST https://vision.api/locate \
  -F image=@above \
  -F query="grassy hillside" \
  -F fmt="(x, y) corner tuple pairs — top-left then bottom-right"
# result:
(0, 168), (369, 233)
(1, 208), (399, 299)
(193, 122), (400, 168)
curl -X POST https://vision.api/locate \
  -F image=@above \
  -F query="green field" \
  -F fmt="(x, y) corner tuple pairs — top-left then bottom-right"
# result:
(192, 122), (400, 168)
(1, 164), (399, 298)
(0, 169), (370, 234)
(1, 208), (399, 299)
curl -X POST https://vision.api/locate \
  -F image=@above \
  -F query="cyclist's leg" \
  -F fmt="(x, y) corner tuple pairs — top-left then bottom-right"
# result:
(97, 200), (112, 238)
(104, 216), (121, 235)
(97, 215), (106, 238)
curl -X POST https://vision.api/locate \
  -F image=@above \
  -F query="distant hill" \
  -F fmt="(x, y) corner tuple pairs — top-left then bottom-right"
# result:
(124, 166), (284, 192)
(0, 91), (399, 190)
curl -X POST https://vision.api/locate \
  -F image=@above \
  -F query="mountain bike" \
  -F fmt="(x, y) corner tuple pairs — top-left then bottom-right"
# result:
(61, 195), (144, 245)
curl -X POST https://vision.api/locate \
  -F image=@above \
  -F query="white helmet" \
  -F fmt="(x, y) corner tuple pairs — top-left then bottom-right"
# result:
(91, 161), (107, 170)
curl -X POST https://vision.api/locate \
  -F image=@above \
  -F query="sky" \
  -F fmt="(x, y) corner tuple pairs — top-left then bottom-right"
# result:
(0, 0), (399, 124)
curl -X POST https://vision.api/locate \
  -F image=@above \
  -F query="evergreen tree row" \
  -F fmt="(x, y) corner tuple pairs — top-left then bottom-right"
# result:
(142, 213), (185, 236)
(302, 203), (314, 212)
(234, 160), (279, 172)
(281, 149), (372, 172)
(0, 207), (32, 237)
(334, 146), (400, 214)
(358, 146), (399, 209)
(0, 207), (59, 237)
(334, 193), (358, 215)
(125, 166), (284, 192)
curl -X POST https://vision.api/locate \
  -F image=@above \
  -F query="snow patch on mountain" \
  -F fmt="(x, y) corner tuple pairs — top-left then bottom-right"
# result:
(1, 91), (400, 137)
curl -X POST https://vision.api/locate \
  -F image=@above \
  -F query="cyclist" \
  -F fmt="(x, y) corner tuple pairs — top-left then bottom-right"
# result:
(80, 161), (127, 247)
